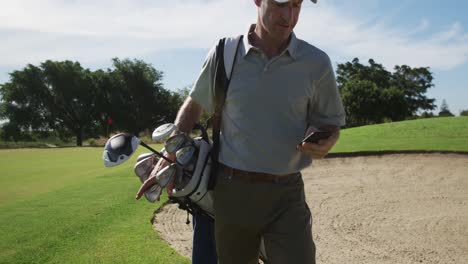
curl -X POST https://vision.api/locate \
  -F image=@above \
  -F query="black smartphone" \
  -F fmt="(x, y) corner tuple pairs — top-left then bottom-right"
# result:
(300, 131), (332, 144)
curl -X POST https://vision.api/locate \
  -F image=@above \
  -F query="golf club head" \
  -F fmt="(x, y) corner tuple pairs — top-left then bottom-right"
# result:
(173, 164), (184, 186)
(145, 185), (162, 202)
(156, 163), (177, 188)
(152, 123), (177, 141)
(139, 148), (167, 161)
(103, 133), (140, 167)
(134, 155), (157, 182)
(173, 166), (192, 190)
(165, 133), (192, 154)
(136, 152), (155, 162)
(176, 145), (197, 171)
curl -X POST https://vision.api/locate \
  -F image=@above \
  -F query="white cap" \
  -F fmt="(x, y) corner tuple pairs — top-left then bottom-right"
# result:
(274, 0), (317, 3)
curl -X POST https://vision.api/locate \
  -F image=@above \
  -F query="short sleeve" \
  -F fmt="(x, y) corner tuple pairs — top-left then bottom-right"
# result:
(308, 55), (346, 127)
(189, 44), (217, 113)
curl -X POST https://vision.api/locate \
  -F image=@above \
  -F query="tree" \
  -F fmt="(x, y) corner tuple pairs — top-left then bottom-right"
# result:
(420, 111), (435, 118)
(392, 65), (436, 115)
(175, 85), (211, 126)
(336, 58), (436, 126)
(438, 99), (454, 117)
(1, 58), (185, 143)
(0, 61), (101, 146)
(0, 65), (51, 132)
(380, 86), (408, 121)
(339, 79), (408, 126)
(99, 58), (180, 135)
(340, 80), (384, 126)
(42, 61), (101, 146)
(460, 109), (468, 116)
(337, 58), (392, 91)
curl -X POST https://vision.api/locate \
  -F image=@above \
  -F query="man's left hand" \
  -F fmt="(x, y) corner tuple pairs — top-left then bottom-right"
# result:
(297, 126), (340, 159)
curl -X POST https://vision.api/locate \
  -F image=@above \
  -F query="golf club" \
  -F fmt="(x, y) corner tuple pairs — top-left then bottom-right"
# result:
(175, 145), (198, 171)
(136, 152), (156, 162)
(152, 123), (177, 141)
(152, 123), (209, 143)
(145, 185), (163, 202)
(134, 154), (157, 180)
(165, 133), (194, 154)
(103, 133), (173, 167)
(155, 163), (178, 188)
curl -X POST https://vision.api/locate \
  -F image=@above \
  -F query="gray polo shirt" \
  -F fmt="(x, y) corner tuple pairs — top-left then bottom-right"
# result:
(190, 25), (345, 175)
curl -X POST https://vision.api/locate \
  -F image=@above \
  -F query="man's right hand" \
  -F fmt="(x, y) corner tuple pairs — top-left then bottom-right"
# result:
(136, 96), (204, 200)
(135, 153), (175, 200)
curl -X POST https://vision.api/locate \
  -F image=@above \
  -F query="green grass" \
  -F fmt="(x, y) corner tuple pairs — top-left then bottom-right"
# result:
(332, 116), (468, 153)
(1, 117), (467, 263)
(0, 145), (190, 264)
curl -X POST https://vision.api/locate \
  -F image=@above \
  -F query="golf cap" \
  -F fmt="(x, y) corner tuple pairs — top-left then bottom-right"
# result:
(274, 0), (317, 3)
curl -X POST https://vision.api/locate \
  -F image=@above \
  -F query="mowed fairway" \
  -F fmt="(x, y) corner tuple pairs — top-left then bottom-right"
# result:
(0, 146), (189, 264)
(1, 117), (467, 263)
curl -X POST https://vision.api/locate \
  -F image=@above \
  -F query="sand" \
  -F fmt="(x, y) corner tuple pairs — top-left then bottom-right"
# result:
(153, 154), (468, 264)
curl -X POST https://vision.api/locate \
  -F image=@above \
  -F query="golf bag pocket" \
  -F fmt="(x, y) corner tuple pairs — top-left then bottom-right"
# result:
(171, 138), (214, 218)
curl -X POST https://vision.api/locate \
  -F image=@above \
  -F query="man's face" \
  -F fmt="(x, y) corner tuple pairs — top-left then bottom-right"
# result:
(256, 0), (303, 41)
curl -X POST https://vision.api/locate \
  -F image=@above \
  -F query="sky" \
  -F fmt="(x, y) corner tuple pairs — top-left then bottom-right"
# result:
(1, 0), (467, 115)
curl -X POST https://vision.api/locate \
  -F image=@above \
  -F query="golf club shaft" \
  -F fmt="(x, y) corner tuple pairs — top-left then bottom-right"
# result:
(139, 141), (173, 163)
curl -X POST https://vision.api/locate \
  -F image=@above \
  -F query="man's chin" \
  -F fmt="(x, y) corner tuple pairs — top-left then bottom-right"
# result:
(275, 30), (292, 41)
(265, 27), (292, 42)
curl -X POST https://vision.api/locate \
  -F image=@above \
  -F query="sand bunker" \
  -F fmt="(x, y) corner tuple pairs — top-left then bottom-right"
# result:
(154, 154), (468, 264)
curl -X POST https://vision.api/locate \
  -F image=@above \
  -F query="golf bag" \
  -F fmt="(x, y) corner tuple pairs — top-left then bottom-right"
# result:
(169, 136), (214, 218)
(166, 35), (244, 217)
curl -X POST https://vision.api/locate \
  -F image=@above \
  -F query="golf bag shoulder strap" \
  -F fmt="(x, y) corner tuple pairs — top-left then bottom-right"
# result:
(208, 35), (243, 190)
(223, 35), (243, 81)
(212, 35), (243, 106)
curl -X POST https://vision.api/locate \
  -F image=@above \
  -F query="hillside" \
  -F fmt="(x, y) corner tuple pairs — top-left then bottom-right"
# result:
(332, 117), (468, 153)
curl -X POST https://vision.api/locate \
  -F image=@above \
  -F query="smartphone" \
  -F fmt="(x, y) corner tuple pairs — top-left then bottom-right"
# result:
(300, 131), (332, 144)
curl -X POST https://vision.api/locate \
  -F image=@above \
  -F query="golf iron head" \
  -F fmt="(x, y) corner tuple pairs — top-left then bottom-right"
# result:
(155, 163), (178, 188)
(134, 154), (157, 182)
(165, 133), (194, 154)
(176, 145), (198, 172)
(145, 185), (163, 202)
(137, 152), (156, 162)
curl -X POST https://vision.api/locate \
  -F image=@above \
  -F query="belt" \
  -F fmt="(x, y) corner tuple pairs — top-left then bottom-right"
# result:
(219, 163), (297, 183)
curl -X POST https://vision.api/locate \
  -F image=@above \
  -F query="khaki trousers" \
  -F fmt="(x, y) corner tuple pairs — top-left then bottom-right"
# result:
(213, 167), (316, 264)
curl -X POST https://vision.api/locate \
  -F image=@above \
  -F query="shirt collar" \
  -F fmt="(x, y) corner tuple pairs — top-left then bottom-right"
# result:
(243, 24), (299, 60)
(242, 24), (257, 56)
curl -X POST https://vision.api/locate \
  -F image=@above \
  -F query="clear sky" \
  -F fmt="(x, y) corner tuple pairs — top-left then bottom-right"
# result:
(1, 0), (467, 114)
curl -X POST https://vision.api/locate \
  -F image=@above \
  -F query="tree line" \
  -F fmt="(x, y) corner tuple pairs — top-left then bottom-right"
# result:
(337, 58), (437, 127)
(1, 57), (465, 146)
(0, 58), (184, 146)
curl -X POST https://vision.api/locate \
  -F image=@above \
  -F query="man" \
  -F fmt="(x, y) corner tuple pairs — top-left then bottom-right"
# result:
(137, 0), (345, 263)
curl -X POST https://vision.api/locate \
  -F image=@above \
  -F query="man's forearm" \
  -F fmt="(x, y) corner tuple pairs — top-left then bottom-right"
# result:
(174, 96), (204, 134)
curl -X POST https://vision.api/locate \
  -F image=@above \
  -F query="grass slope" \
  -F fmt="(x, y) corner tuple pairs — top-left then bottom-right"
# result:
(1, 117), (466, 263)
(333, 117), (468, 153)
(0, 145), (189, 264)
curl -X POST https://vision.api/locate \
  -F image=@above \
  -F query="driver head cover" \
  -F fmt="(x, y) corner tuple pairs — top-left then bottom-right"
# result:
(103, 133), (140, 167)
